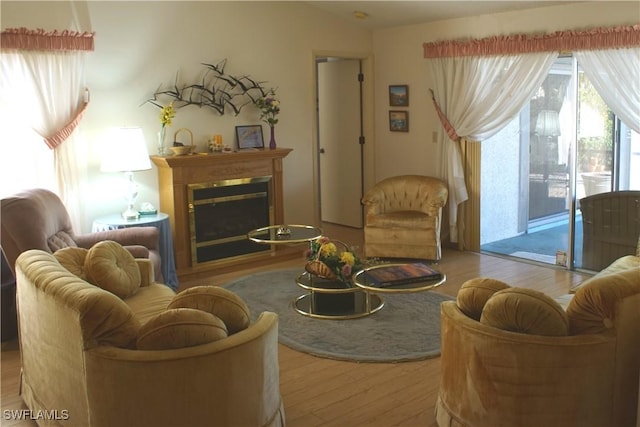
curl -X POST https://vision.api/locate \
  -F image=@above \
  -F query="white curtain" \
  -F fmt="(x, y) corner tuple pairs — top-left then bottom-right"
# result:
(0, 50), (88, 231)
(575, 47), (640, 133)
(428, 52), (557, 241)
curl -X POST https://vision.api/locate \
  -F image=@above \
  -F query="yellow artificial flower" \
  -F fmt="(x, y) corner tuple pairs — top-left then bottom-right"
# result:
(160, 102), (176, 127)
(340, 251), (356, 266)
(320, 242), (337, 257)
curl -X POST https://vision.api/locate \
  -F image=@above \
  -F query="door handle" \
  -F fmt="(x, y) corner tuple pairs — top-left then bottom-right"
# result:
(319, 148), (326, 154)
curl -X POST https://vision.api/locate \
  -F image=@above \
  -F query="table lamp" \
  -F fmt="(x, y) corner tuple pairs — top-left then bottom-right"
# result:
(100, 127), (152, 220)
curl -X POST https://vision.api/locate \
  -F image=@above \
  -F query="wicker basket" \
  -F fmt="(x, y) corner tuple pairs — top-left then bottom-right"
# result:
(170, 128), (194, 155)
(304, 240), (351, 281)
(305, 259), (337, 280)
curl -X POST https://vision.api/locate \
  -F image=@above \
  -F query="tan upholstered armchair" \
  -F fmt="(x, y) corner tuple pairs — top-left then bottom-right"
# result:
(436, 259), (640, 427)
(1, 188), (163, 282)
(15, 249), (285, 427)
(361, 175), (448, 260)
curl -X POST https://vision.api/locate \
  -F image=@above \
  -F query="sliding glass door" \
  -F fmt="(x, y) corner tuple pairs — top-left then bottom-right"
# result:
(481, 56), (639, 270)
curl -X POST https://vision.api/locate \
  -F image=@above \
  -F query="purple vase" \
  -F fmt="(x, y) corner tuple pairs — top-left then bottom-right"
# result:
(269, 126), (276, 149)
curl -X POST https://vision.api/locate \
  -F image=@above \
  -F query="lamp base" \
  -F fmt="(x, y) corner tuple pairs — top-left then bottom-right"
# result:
(121, 206), (140, 220)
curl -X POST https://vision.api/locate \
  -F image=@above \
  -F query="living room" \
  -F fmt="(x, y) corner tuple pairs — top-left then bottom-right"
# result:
(1, 1), (636, 233)
(1, 1), (639, 426)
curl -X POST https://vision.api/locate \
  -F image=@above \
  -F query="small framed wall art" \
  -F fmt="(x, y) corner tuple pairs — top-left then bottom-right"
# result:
(389, 85), (409, 107)
(235, 125), (264, 149)
(389, 111), (409, 132)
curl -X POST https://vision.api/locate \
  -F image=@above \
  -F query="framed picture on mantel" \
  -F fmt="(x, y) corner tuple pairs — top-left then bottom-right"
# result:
(235, 125), (264, 149)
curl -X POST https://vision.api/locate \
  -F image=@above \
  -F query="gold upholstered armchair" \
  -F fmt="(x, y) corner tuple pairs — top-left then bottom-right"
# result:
(436, 264), (640, 427)
(15, 248), (285, 427)
(361, 175), (448, 260)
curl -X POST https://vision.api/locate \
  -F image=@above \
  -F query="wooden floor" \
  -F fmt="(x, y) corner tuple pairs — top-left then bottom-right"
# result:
(1, 223), (590, 427)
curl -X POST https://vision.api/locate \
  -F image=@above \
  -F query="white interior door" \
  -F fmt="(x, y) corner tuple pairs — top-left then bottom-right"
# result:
(318, 58), (363, 228)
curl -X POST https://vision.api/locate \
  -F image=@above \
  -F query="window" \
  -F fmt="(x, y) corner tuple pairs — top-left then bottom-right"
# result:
(481, 54), (639, 269)
(0, 110), (55, 198)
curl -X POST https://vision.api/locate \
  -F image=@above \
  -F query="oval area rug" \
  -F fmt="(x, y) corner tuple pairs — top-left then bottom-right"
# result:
(224, 268), (454, 363)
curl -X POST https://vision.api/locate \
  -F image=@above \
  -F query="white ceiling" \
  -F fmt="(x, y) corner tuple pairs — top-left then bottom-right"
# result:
(306, 1), (577, 30)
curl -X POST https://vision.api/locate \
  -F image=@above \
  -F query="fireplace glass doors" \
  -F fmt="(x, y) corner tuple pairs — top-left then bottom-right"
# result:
(188, 176), (273, 266)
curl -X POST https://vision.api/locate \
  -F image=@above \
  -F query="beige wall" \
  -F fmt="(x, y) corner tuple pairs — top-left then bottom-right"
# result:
(372, 1), (640, 182)
(2, 1), (639, 232)
(1, 1), (373, 232)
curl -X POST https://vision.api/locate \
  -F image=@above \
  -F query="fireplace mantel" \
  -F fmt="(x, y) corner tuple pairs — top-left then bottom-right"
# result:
(151, 148), (292, 279)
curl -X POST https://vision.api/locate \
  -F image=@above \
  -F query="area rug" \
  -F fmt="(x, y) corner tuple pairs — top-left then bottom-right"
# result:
(224, 268), (454, 363)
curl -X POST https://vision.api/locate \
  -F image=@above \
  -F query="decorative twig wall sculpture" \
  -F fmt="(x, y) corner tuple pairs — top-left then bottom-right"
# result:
(145, 59), (270, 116)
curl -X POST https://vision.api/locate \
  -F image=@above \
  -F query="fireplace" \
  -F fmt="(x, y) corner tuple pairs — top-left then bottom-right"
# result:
(188, 176), (274, 266)
(151, 148), (291, 277)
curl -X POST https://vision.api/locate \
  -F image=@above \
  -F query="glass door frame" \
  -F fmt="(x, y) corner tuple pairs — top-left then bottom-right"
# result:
(567, 56), (579, 271)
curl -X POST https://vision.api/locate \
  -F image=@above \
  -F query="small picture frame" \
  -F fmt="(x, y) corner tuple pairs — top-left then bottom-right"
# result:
(235, 125), (264, 149)
(389, 111), (409, 132)
(389, 85), (409, 106)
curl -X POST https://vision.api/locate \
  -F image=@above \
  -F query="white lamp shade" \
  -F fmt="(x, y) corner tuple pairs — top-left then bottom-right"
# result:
(535, 110), (561, 137)
(101, 127), (152, 173)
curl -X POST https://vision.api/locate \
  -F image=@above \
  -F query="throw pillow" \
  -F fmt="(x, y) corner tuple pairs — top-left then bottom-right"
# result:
(456, 277), (510, 320)
(566, 268), (640, 334)
(54, 247), (89, 280)
(137, 308), (228, 350)
(169, 286), (251, 335)
(480, 287), (569, 336)
(84, 240), (141, 299)
(47, 230), (77, 252)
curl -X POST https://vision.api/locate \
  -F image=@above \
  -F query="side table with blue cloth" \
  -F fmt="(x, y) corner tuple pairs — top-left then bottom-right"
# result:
(92, 213), (179, 290)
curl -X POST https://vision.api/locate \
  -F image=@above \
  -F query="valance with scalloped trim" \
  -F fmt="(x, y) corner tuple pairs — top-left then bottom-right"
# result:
(1, 27), (95, 51)
(423, 25), (640, 58)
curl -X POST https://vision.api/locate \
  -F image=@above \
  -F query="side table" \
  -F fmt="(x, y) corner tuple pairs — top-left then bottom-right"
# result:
(92, 213), (178, 290)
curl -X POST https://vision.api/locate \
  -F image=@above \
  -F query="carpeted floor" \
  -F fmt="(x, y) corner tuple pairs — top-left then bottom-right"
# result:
(224, 268), (454, 363)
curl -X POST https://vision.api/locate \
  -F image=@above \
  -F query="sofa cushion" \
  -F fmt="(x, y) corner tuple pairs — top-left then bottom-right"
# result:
(47, 230), (77, 252)
(137, 308), (228, 350)
(54, 247), (89, 280)
(566, 268), (640, 334)
(366, 211), (434, 229)
(456, 277), (510, 320)
(480, 288), (569, 336)
(169, 286), (251, 334)
(124, 283), (176, 326)
(85, 240), (141, 299)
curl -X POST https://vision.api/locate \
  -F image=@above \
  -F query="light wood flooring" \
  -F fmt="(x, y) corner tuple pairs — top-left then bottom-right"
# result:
(1, 223), (590, 427)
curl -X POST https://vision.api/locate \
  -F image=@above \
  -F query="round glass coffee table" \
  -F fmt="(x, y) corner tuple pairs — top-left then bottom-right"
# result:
(248, 225), (385, 319)
(352, 262), (446, 294)
(293, 272), (384, 320)
(247, 224), (322, 245)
